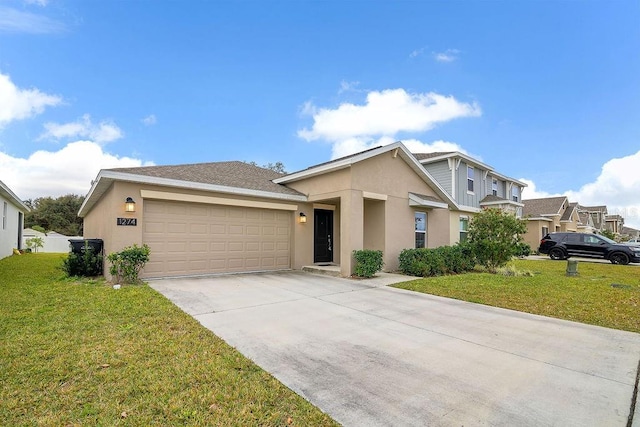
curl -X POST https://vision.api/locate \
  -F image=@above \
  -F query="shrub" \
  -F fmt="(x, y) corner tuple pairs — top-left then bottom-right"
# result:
(398, 244), (475, 277)
(352, 249), (384, 278)
(514, 242), (532, 258)
(107, 244), (151, 284)
(468, 208), (527, 272)
(61, 242), (103, 277)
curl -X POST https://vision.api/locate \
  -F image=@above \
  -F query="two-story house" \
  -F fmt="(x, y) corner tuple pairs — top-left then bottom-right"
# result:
(413, 152), (526, 243)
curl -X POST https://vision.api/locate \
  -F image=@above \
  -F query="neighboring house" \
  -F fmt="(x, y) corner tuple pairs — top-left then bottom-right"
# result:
(0, 179), (29, 259)
(578, 205), (608, 232)
(80, 142), (464, 279)
(621, 226), (640, 240)
(604, 214), (624, 236)
(521, 196), (581, 249)
(22, 228), (83, 253)
(413, 151), (526, 243)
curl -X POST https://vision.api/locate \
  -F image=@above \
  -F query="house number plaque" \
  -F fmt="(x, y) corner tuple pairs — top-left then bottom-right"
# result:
(117, 218), (137, 226)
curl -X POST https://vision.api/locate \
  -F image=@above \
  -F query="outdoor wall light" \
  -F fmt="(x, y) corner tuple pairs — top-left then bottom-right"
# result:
(125, 197), (136, 212)
(299, 212), (307, 223)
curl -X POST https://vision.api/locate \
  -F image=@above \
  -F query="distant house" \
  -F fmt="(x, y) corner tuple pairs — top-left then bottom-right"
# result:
(22, 228), (83, 253)
(577, 205), (608, 232)
(413, 152), (527, 243)
(604, 214), (624, 235)
(621, 226), (640, 239)
(0, 179), (29, 259)
(521, 196), (580, 249)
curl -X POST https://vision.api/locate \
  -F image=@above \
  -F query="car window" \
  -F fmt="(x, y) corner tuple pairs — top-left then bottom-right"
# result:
(565, 234), (580, 243)
(583, 235), (603, 244)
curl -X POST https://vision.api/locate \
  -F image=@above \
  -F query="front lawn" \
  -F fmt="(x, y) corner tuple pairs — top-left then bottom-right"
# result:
(0, 254), (337, 426)
(394, 259), (640, 333)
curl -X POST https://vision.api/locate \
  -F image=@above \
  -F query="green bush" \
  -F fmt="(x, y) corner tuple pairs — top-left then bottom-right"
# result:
(398, 244), (476, 277)
(515, 242), (532, 257)
(107, 244), (151, 284)
(468, 208), (527, 272)
(352, 249), (384, 278)
(61, 242), (103, 277)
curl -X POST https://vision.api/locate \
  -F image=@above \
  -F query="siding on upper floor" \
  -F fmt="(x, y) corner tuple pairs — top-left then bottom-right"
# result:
(422, 161), (452, 195)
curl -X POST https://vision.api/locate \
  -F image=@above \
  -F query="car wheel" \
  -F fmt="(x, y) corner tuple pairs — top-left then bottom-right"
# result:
(609, 252), (630, 265)
(549, 248), (565, 260)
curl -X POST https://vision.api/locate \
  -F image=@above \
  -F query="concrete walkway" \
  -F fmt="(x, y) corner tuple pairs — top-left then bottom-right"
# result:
(150, 271), (640, 427)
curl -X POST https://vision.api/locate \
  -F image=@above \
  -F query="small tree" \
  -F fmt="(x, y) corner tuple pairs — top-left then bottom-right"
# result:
(599, 229), (616, 241)
(25, 237), (44, 253)
(107, 244), (151, 284)
(468, 208), (527, 272)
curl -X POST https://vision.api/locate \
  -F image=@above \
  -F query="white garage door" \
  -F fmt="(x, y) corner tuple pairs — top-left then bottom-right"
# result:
(142, 200), (291, 278)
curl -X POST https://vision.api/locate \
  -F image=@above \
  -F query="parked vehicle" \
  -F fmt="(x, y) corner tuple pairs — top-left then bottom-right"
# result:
(539, 232), (640, 265)
(622, 238), (640, 246)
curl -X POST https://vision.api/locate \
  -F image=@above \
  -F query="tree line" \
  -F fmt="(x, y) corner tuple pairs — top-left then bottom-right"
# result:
(24, 194), (85, 237)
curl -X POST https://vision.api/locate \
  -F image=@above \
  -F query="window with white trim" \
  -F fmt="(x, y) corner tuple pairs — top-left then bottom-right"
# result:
(415, 212), (427, 248)
(492, 179), (498, 196)
(541, 226), (549, 238)
(2, 202), (6, 230)
(511, 186), (519, 202)
(467, 166), (474, 193)
(459, 216), (469, 242)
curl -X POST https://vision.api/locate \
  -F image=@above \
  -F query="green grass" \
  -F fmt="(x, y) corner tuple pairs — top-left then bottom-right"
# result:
(394, 259), (640, 333)
(0, 254), (337, 427)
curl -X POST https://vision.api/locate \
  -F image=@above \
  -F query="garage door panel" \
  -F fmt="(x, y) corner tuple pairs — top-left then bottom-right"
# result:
(142, 200), (291, 277)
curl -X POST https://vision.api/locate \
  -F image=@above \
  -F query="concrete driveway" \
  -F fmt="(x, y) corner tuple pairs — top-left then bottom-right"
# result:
(150, 271), (640, 427)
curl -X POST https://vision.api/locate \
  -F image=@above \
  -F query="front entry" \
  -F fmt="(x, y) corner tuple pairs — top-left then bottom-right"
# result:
(314, 209), (333, 263)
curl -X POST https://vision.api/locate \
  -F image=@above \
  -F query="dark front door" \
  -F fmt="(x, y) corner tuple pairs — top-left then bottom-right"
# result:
(314, 209), (333, 263)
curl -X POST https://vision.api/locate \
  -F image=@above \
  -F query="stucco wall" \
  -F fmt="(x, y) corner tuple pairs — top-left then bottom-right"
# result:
(0, 195), (23, 259)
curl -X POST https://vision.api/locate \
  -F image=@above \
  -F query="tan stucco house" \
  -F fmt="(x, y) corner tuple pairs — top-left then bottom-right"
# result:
(521, 196), (581, 249)
(81, 142), (473, 279)
(0, 179), (28, 259)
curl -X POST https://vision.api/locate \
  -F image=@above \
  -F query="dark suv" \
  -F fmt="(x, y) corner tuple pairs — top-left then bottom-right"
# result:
(539, 232), (640, 265)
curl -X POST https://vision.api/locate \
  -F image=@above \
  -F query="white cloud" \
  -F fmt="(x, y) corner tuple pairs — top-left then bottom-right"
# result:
(565, 150), (640, 228)
(409, 48), (425, 58)
(520, 179), (562, 200)
(299, 88), (481, 142)
(338, 80), (360, 94)
(298, 88), (481, 159)
(0, 6), (65, 34)
(141, 114), (157, 126)
(0, 141), (153, 200)
(520, 151), (640, 229)
(433, 49), (460, 63)
(40, 114), (123, 144)
(0, 72), (62, 126)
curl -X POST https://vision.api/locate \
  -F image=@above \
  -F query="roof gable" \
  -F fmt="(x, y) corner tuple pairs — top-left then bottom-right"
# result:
(0, 179), (29, 212)
(522, 196), (568, 217)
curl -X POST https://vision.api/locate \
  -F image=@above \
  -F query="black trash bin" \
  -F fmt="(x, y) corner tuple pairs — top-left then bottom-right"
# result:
(69, 238), (104, 255)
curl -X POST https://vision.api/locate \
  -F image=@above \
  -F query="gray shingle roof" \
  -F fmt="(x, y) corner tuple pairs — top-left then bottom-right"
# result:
(412, 152), (453, 161)
(522, 196), (568, 217)
(480, 194), (509, 203)
(110, 161), (304, 196)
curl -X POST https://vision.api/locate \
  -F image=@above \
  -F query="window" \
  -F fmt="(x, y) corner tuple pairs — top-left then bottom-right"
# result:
(459, 216), (469, 242)
(492, 179), (498, 196)
(511, 186), (519, 202)
(467, 166), (474, 193)
(541, 226), (549, 238)
(415, 212), (427, 248)
(2, 202), (6, 230)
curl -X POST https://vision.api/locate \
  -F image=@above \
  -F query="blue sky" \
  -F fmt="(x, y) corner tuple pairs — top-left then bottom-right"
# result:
(1, 0), (639, 227)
